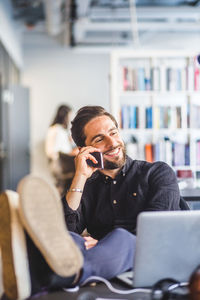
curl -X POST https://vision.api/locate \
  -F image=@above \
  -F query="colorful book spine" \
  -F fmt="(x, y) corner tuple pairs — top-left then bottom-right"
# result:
(145, 143), (153, 163)
(194, 67), (200, 91)
(137, 68), (145, 91)
(123, 67), (129, 91)
(145, 107), (153, 128)
(121, 105), (139, 129)
(121, 105), (129, 129)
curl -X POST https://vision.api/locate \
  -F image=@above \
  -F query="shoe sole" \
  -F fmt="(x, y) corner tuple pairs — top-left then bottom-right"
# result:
(17, 175), (83, 278)
(0, 191), (31, 300)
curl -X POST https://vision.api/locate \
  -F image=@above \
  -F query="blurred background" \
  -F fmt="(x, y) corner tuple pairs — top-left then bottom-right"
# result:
(0, 0), (200, 193)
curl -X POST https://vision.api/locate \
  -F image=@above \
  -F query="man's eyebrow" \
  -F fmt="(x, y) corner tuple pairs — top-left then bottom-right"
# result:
(90, 134), (103, 143)
(109, 126), (117, 132)
(90, 127), (117, 143)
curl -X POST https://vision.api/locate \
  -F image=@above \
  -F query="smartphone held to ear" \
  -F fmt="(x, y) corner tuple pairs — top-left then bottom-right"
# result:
(86, 152), (104, 169)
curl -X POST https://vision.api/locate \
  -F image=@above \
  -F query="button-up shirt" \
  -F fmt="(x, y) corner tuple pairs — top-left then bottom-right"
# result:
(62, 156), (180, 240)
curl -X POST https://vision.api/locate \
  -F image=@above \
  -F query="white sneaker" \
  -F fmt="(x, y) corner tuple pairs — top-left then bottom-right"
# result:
(17, 175), (83, 278)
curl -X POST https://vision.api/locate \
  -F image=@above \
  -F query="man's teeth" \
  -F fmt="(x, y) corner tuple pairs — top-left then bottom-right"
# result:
(106, 148), (119, 155)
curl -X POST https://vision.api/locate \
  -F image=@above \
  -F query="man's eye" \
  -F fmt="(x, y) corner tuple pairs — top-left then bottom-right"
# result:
(93, 137), (103, 144)
(95, 138), (103, 143)
(111, 131), (117, 136)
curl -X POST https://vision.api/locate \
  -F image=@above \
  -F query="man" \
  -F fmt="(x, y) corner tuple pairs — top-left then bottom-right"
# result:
(0, 105), (181, 299)
(62, 105), (181, 243)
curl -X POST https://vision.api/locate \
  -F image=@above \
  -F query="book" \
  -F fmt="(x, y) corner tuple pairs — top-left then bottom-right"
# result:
(186, 59), (194, 91)
(137, 68), (145, 91)
(194, 66), (200, 91)
(121, 105), (129, 129)
(145, 107), (153, 128)
(172, 142), (185, 166)
(122, 67), (129, 91)
(153, 142), (160, 162)
(181, 67), (187, 90)
(185, 143), (190, 166)
(144, 66), (151, 91)
(145, 143), (153, 163)
(176, 107), (182, 128)
(151, 67), (160, 91)
(176, 69), (182, 91)
(129, 106), (137, 129)
(131, 69), (138, 91)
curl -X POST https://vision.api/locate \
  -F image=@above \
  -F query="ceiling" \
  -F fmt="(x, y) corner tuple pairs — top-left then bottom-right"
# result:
(11, 0), (200, 46)
(11, 0), (45, 27)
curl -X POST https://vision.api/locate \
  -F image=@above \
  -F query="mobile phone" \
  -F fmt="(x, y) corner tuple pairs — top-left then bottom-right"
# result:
(86, 152), (104, 169)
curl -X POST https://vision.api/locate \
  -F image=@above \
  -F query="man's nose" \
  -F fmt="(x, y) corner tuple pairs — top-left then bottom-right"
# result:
(105, 136), (117, 147)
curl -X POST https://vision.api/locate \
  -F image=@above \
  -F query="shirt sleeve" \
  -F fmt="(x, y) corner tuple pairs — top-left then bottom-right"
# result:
(145, 161), (180, 211)
(61, 195), (86, 234)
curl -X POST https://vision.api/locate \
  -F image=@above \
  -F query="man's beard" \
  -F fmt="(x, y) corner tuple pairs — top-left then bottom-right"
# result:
(103, 146), (126, 170)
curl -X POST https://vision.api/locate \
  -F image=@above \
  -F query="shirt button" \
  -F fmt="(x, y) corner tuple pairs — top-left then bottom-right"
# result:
(123, 173), (125, 176)
(113, 180), (117, 184)
(113, 200), (117, 204)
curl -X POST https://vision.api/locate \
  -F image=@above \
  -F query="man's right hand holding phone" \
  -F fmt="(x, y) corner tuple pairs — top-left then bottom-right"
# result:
(75, 146), (103, 179)
(66, 147), (103, 211)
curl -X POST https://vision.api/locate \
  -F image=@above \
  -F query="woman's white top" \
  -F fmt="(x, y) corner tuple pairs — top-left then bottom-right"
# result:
(45, 124), (73, 160)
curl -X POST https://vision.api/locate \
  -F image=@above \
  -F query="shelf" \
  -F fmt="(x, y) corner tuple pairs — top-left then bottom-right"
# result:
(121, 128), (190, 134)
(120, 91), (200, 97)
(110, 49), (200, 186)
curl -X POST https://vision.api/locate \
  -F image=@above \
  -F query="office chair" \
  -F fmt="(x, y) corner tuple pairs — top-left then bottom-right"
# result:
(180, 196), (190, 210)
(52, 152), (75, 196)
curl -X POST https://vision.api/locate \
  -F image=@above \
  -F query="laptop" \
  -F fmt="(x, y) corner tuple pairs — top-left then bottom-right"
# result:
(117, 210), (200, 287)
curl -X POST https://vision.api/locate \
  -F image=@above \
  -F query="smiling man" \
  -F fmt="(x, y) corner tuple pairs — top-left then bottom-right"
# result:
(62, 106), (181, 269)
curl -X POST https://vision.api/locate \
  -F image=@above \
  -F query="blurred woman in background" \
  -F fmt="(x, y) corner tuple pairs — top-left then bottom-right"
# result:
(45, 104), (79, 195)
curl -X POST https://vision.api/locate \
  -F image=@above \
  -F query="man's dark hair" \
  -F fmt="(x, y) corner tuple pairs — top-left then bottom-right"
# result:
(71, 106), (118, 147)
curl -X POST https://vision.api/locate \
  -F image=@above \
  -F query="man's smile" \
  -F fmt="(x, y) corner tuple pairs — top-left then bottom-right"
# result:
(104, 146), (121, 157)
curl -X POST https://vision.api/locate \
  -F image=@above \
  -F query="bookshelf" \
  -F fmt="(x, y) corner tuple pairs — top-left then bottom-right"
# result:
(110, 50), (200, 188)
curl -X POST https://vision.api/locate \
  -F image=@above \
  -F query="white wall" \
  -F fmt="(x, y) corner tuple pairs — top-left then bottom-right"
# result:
(21, 33), (110, 179)
(21, 30), (200, 180)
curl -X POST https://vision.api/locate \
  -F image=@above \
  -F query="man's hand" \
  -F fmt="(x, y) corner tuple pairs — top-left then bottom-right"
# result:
(66, 146), (101, 211)
(75, 146), (101, 179)
(84, 236), (98, 250)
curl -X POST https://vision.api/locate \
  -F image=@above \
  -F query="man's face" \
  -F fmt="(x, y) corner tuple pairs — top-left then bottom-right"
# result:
(84, 115), (126, 170)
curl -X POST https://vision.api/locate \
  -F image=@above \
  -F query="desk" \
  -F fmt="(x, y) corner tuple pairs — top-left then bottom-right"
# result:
(29, 278), (189, 300)
(31, 282), (150, 300)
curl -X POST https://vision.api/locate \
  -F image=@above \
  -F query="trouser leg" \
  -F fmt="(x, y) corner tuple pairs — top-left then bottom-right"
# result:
(26, 228), (135, 292)
(70, 228), (136, 285)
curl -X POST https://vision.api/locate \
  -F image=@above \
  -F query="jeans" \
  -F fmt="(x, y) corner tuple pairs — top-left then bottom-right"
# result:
(70, 228), (136, 285)
(28, 228), (136, 293)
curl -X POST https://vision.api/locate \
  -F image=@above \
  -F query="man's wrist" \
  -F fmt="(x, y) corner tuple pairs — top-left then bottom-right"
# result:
(68, 188), (83, 193)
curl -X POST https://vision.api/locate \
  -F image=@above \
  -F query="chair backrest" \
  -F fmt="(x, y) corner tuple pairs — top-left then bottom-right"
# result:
(180, 196), (190, 210)
(58, 152), (75, 174)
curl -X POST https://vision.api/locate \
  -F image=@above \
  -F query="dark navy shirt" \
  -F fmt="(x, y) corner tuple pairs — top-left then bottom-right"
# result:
(62, 156), (180, 240)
